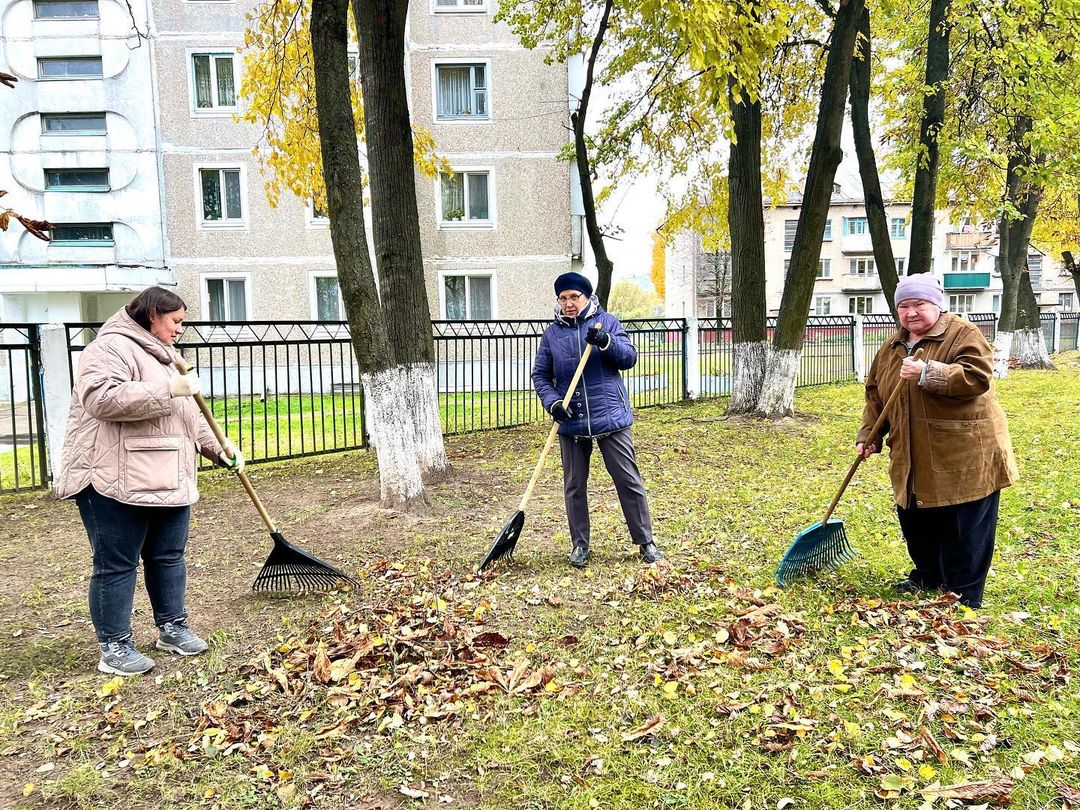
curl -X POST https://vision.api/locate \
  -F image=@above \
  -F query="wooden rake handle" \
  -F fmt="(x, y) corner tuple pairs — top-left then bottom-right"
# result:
(822, 347), (924, 523)
(174, 356), (278, 533)
(517, 336), (597, 511)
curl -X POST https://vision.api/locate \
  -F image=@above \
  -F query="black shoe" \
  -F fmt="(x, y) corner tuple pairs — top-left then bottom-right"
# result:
(638, 542), (664, 563)
(895, 577), (938, 594)
(568, 545), (589, 568)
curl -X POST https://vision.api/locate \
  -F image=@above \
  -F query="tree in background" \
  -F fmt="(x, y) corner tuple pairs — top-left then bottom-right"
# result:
(607, 280), (662, 319)
(756, 0), (866, 418)
(305, 0), (447, 508)
(650, 232), (666, 301)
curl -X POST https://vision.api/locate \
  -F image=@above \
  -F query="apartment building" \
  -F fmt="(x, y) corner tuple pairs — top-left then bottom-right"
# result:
(1, 0), (575, 325)
(0, 0), (170, 323)
(666, 180), (1075, 317)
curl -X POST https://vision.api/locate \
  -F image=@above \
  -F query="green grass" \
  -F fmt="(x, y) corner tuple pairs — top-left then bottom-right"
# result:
(2, 353), (1079, 808)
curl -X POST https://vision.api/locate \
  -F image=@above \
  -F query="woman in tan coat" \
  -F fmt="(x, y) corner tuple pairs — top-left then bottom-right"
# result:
(56, 288), (244, 675)
(857, 274), (1018, 608)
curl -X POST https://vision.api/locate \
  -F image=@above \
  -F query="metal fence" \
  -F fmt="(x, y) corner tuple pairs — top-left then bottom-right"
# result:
(0, 310), (1071, 493)
(66, 321), (367, 467)
(0, 325), (49, 493)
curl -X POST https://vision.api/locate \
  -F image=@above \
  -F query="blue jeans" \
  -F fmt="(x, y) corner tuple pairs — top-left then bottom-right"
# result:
(75, 486), (191, 643)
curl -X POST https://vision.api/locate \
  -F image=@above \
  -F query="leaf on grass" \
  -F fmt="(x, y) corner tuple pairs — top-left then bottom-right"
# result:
(472, 631), (510, 648)
(98, 676), (124, 697)
(400, 784), (430, 800)
(312, 646), (332, 684)
(622, 714), (665, 742)
(920, 777), (1014, 804)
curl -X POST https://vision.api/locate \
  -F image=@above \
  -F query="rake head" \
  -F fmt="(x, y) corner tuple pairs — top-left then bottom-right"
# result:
(478, 510), (525, 572)
(253, 532), (358, 594)
(774, 519), (855, 586)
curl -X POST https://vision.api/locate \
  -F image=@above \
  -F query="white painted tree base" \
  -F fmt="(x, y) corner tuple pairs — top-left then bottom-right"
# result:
(755, 349), (801, 419)
(993, 331), (1013, 380)
(1013, 328), (1055, 370)
(403, 364), (451, 481)
(362, 367), (430, 510)
(728, 340), (768, 414)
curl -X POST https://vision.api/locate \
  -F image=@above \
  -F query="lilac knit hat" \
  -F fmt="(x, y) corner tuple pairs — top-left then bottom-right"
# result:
(894, 273), (946, 309)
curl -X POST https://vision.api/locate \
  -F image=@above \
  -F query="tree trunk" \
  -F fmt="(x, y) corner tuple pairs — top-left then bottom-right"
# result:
(352, 0), (449, 482)
(726, 75), (768, 414)
(848, 5), (899, 321)
(572, 0), (615, 307)
(1014, 268), (1055, 369)
(994, 115), (1044, 378)
(907, 0), (950, 277)
(311, 0), (427, 508)
(756, 0), (865, 418)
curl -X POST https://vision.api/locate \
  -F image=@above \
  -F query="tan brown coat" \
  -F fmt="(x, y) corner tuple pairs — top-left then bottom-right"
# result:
(857, 312), (1018, 508)
(55, 308), (223, 506)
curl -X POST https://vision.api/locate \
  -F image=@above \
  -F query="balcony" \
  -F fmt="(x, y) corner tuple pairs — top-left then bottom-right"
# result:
(840, 274), (882, 292)
(943, 272), (990, 290)
(945, 231), (995, 250)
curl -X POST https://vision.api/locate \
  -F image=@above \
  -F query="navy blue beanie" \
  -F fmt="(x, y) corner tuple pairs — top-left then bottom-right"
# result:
(554, 272), (593, 298)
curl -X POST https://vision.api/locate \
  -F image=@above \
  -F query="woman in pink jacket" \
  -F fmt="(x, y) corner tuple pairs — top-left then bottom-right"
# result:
(56, 287), (243, 676)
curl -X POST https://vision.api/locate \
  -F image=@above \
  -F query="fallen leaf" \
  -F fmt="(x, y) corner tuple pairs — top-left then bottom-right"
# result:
(622, 714), (665, 742)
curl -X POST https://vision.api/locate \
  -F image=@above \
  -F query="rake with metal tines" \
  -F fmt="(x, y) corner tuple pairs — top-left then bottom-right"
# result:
(175, 357), (358, 594)
(775, 348), (924, 586)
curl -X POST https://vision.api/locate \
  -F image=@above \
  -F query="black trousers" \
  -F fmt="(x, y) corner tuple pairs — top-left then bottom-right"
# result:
(558, 428), (653, 549)
(896, 490), (1000, 608)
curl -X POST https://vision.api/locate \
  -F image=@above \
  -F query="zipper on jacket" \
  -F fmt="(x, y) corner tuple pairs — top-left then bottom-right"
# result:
(579, 322), (592, 436)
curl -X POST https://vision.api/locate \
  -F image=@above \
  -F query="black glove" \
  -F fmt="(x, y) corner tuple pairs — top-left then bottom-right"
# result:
(585, 324), (610, 349)
(550, 402), (570, 422)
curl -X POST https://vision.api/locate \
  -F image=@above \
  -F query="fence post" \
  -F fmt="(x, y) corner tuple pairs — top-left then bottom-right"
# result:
(1052, 312), (1061, 354)
(853, 314), (865, 382)
(684, 315), (699, 400)
(40, 324), (72, 488)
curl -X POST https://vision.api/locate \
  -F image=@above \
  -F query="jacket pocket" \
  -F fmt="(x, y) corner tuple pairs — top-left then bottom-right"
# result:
(123, 436), (182, 493)
(925, 417), (989, 473)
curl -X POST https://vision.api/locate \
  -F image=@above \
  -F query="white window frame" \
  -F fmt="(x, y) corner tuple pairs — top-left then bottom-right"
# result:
(306, 199), (330, 229)
(949, 293), (975, 314)
(193, 163), (248, 230)
(1060, 293), (1075, 312)
(33, 0), (99, 19)
(431, 0), (487, 11)
(437, 270), (498, 320)
(813, 296), (832, 315)
(201, 272), (252, 322)
(950, 251), (978, 273)
(188, 49), (239, 117)
(848, 295), (874, 315)
(432, 58), (493, 122)
(849, 257), (876, 276)
(822, 219), (833, 242)
(783, 219), (798, 252)
(308, 271), (346, 321)
(816, 258), (831, 279)
(436, 166), (495, 229)
(37, 56), (103, 80)
(895, 258), (906, 275)
(992, 294), (1002, 314)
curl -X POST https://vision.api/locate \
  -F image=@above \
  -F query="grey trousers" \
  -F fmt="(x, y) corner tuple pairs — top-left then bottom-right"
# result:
(558, 427), (654, 548)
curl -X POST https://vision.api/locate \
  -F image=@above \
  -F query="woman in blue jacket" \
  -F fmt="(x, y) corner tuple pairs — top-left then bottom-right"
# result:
(532, 272), (663, 568)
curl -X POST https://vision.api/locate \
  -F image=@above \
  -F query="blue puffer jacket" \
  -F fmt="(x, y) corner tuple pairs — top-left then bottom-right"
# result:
(532, 298), (636, 437)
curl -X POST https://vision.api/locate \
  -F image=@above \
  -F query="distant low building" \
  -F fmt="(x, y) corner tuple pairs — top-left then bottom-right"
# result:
(665, 179), (1075, 318)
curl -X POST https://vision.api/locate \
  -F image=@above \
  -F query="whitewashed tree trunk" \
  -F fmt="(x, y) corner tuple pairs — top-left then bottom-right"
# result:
(403, 363), (451, 481)
(993, 331), (1013, 379)
(728, 340), (768, 414)
(363, 367), (429, 510)
(1013, 328), (1055, 370)
(755, 349), (801, 418)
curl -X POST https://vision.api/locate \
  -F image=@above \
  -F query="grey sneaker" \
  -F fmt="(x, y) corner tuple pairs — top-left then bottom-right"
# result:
(156, 621), (209, 656)
(98, 639), (155, 676)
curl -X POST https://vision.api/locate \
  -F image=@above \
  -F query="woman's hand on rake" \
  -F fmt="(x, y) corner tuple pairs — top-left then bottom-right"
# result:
(220, 439), (245, 473)
(856, 441), (879, 460)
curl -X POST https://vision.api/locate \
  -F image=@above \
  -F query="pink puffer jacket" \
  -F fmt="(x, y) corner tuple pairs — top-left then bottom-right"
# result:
(55, 307), (224, 506)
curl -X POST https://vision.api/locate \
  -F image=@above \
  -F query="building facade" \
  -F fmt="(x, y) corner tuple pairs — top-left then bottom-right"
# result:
(666, 181), (1076, 318)
(0, 0), (170, 323)
(1, 0), (574, 325)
